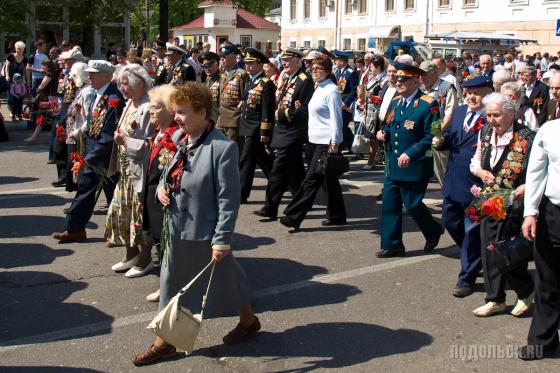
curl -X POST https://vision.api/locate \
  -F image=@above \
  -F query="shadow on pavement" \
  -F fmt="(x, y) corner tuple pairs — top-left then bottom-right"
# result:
(0, 271), (113, 344)
(0, 194), (69, 209)
(196, 322), (433, 372)
(1, 368), (104, 372)
(0, 176), (39, 185)
(0, 243), (73, 269)
(0, 215), (97, 238)
(232, 233), (276, 251)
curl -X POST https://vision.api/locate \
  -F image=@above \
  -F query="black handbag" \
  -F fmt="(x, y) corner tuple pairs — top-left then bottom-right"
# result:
(489, 235), (534, 274)
(316, 151), (349, 177)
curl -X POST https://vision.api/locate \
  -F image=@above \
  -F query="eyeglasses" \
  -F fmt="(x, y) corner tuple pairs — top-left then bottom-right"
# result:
(311, 67), (326, 72)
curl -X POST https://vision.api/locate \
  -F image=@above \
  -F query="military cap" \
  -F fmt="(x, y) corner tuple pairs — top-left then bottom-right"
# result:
(59, 46), (84, 62)
(463, 75), (493, 89)
(333, 50), (350, 60)
(219, 41), (239, 56)
(243, 48), (268, 63)
(279, 47), (303, 59)
(419, 60), (437, 73)
(198, 51), (220, 66)
(317, 46), (332, 58)
(165, 42), (186, 55)
(85, 60), (116, 74)
(303, 50), (321, 61)
(393, 62), (423, 80)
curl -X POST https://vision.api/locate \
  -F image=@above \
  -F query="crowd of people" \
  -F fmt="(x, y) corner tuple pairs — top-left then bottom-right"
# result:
(1, 36), (560, 364)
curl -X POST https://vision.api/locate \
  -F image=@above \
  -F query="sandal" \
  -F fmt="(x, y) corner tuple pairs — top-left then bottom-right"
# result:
(131, 343), (176, 366)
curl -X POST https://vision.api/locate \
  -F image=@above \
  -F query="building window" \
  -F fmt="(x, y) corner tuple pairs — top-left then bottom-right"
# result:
(358, 0), (367, 13)
(438, 0), (450, 7)
(385, 0), (395, 12)
(358, 38), (366, 51)
(463, 0), (477, 6)
(303, 40), (311, 48)
(240, 35), (252, 48)
(405, 0), (415, 10)
(345, 0), (353, 14)
(343, 38), (351, 50)
(304, 0), (311, 19)
(290, 41), (297, 47)
(318, 39), (326, 47)
(319, 0), (327, 18)
(290, 0), (297, 21)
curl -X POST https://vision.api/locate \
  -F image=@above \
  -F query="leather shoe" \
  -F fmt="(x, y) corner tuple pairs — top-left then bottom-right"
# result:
(131, 343), (177, 366)
(424, 227), (445, 252)
(511, 293), (534, 317)
(51, 179), (66, 188)
(252, 208), (277, 220)
(279, 216), (300, 231)
(376, 248), (406, 258)
(321, 218), (347, 226)
(51, 230), (87, 243)
(146, 289), (160, 302)
(452, 286), (474, 298)
(125, 261), (155, 278)
(518, 344), (559, 360)
(223, 316), (261, 345)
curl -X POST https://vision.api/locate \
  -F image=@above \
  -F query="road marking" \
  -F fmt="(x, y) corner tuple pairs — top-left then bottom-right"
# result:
(0, 253), (441, 353)
(0, 187), (69, 196)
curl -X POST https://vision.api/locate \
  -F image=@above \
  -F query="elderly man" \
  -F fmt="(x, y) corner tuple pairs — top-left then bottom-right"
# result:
(198, 51), (221, 123)
(52, 60), (125, 242)
(433, 76), (493, 297)
(432, 55), (461, 98)
(519, 65), (550, 126)
(361, 53), (374, 85)
(375, 62), (444, 258)
(479, 54), (495, 78)
(419, 60), (458, 186)
(333, 50), (359, 152)
(546, 73), (560, 121)
(492, 69), (514, 92)
(156, 43), (195, 86)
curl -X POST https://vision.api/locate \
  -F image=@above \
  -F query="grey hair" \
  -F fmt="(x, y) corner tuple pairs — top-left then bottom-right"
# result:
(519, 65), (537, 75)
(70, 62), (89, 88)
(480, 54), (492, 63)
(492, 69), (513, 85)
(482, 92), (516, 113)
(364, 53), (374, 60)
(118, 63), (153, 91)
(500, 82), (525, 109)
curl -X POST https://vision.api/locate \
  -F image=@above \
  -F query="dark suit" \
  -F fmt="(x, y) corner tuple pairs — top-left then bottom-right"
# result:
(381, 90), (443, 251)
(439, 105), (484, 288)
(64, 83), (125, 233)
(262, 68), (314, 217)
(527, 80), (550, 126)
(335, 65), (359, 150)
(239, 71), (275, 201)
(545, 98), (559, 122)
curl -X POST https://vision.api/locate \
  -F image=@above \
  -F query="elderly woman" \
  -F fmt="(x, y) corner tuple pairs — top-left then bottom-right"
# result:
(500, 82), (538, 131)
(492, 69), (513, 93)
(469, 92), (536, 318)
(4, 41), (28, 121)
(131, 83), (258, 366)
(105, 64), (155, 278)
(264, 57), (281, 86)
(140, 84), (179, 303)
(362, 55), (387, 170)
(279, 57), (346, 230)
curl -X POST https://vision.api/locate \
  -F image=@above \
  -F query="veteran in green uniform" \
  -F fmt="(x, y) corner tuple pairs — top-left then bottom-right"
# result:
(375, 62), (444, 258)
(198, 51), (222, 123)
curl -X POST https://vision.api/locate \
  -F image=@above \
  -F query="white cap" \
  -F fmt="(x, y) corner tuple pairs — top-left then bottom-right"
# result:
(165, 42), (186, 55)
(543, 70), (553, 80)
(85, 60), (116, 73)
(59, 46), (84, 62)
(303, 50), (321, 61)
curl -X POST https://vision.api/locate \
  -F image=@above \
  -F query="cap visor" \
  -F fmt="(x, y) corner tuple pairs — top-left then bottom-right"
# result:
(85, 67), (100, 73)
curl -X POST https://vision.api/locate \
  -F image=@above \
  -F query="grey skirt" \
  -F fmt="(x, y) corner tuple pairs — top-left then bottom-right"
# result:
(159, 239), (254, 319)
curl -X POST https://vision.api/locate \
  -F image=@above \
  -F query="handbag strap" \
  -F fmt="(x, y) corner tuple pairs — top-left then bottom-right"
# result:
(178, 259), (215, 295)
(199, 261), (216, 320)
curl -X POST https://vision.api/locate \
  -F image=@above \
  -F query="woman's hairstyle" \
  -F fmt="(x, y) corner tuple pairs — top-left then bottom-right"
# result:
(70, 62), (89, 88)
(500, 82), (526, 109)
(372, 55), (386, 71)
(354, 56), (364, 65)
(170, 82), (212, 119)
(14, 41), (25, 51)
(356, 84), (366, 101)
(482, 92), (516, 113)
(313, 56), (333, 73)
(118, 63), (153, 90)
(41, 59), (57, 75)
(148, 84), (177, 112)
(492, 69), (514, 86)
(141, 49), (152, 60)
(504, 54), (513, 63)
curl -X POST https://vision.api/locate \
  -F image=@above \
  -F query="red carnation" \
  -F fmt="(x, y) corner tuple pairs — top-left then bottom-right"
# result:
(164, 140), (177, 152)
(429, 106), (439, 114)
(36, 115), (44, 127)
(370, 95), (382, 104)
(108, 98), (121, 108)
(70, 152), (78, 162)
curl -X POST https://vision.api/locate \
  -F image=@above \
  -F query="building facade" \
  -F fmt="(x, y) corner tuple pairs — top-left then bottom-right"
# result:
(281, 0), (560, 54)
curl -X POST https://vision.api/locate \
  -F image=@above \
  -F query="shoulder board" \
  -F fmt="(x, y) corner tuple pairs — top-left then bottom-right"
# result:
(420, 94), (435, 104)
(392, 96), (401, 102)
(261, 76), (270, 83)
(347, 68), (354, 73)
(298, 72), (308, 81)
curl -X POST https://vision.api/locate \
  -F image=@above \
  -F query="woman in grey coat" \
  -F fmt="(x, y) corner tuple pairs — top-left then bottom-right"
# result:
(132, 82), (260, 366)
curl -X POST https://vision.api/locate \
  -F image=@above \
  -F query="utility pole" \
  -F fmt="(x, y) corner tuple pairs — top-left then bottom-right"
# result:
(146, 0), (150, 46)
(159, 0), (168, 42)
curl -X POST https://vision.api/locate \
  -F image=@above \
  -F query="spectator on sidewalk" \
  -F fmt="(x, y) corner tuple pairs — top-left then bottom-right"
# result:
(4, 41), (28, 121)
(9, 73), (26, 120)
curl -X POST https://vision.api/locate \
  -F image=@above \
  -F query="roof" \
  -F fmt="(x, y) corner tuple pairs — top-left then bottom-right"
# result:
(172, 8), (280, 31)
(426, 31), (537, 44)
(198, 0), (233, 7)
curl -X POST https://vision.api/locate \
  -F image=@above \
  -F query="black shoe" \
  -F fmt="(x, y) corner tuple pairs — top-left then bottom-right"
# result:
(518, 344), (559, 360)
(63, 207), (70, 214)
(376, 248), (406, 258)
(352, 154), (364, 161)
(424, 227), (445, 252)
(240, 199), (249, 204)
(321, 218), (347, 226)
(452, 285), (474, 298)
(279, 216), (300, 231)
(47, 159), (56, 164)
(252, 208), (277, 220)
(51, 179), (66, 188)
(376, 193), (383, 201)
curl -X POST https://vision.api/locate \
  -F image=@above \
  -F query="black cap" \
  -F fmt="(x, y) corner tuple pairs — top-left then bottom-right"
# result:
(317, 46), (332, 58)
(243, 48), (268, 64)
(463, 75), (493, 89)
(198, 51), (220, 66)
(219, 41), (239, 56)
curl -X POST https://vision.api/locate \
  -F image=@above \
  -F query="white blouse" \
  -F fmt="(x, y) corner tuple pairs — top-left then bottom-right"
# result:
(470, 125), (514, 175)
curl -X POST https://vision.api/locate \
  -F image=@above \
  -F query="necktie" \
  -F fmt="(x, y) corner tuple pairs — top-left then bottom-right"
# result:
(400, 99), (408, 115)
(464, 111), (476, 132)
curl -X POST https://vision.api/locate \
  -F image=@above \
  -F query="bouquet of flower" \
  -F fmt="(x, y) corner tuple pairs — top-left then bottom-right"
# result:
(465, 185), (515, 231)
(430, 106), (443, 138)
(69, 151), (109, 200)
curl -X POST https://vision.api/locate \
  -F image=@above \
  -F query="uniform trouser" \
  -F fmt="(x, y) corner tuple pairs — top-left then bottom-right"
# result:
(220, 127), (244, 157)
(264, 144), (305, 216)
(380, 177), (442, 251)
(239, 135), (274, 201)
(64, 166), (117, 232)
(341, 111), (354, 151)
(433, 150), (449, 186)
(528, 197), (560, 349)
(65, 143), (78, 192)
(480, 218), (533, 303)
(442, 196), (482, 288)
(283, 143), (346, 224)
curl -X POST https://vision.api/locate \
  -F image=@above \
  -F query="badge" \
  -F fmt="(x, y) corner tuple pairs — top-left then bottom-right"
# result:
(404, 120), (415, 130)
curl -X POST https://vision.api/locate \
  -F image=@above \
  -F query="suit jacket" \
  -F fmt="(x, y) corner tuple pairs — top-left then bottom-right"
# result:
(527, 80), (550, 126)
(384, 90), (437, 182)
(335, 65), (359, 107)
(239, 71), (276, 138)
(161, 128), (240, 246)
(272, 68), (315, 148)
(546, 98), (558, 122)
(217, 67), (248, 129)
(85, 82), (125, 168)
(439, 104), (484, 204)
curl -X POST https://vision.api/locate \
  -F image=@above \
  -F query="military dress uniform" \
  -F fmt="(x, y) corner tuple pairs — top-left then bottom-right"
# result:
(334, 51), (359, 151)
(377, 63), (444, 257)
(238, 48), (276, 202)
(156, 44), (196, 86)
(198, 51), (222, 123)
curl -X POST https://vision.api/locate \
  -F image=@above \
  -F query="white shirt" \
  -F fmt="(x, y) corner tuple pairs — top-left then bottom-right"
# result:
(307, 79), (343, 145)
(524, 120), (560, 216)
(92, 82), (110, 109)
(470, 125), (514, 175)
(463, 108), (483, 132)
(525, 81), (536, 99)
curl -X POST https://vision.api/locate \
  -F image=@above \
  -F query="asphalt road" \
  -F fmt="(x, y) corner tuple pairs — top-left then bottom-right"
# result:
(0, 116), (558, 372)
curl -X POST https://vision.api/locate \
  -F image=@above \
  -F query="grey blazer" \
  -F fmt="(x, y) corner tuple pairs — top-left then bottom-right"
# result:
(161, 127), (240, 246)
(108, 94), (154, 194)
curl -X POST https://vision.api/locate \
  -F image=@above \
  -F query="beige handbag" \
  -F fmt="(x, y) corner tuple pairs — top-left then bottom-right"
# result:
(147, 260), (215, 354)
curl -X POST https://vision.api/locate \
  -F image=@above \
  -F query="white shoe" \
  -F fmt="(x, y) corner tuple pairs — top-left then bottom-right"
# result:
(146, 289), (160, 302)
(472, 301), (507, 317)
(125, 261), (154, 278)
(511, 293), (534, 317)
(111, 255), (140, 272)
